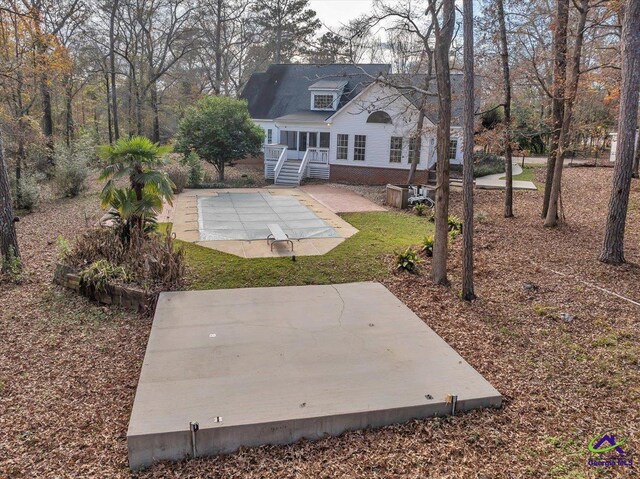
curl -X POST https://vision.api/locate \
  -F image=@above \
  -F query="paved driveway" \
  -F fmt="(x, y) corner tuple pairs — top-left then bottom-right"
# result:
(300, 184), (387, 213)
(475, 163), (537, 191)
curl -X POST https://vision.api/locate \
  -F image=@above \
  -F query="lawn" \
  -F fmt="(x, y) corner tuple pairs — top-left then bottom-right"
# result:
(181, 211), (434, 290)
(500, 165), (542, 183)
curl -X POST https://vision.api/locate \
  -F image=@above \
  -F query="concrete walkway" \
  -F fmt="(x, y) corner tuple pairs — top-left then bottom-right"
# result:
(475, 163), (537, 191)
(300, 184), (387, 213)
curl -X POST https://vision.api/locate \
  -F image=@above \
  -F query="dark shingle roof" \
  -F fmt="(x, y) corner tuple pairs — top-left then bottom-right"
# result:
(241, 65), (474, 127)
(241, 64), (391, 120)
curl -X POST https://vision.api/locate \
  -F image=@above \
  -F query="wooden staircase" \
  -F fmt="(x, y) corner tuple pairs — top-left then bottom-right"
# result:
(274, 159), (302, 186)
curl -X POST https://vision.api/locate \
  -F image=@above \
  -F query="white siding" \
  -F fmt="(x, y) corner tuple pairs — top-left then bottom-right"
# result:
(255, 120), (279, 147)
(328, 83), (436, 171)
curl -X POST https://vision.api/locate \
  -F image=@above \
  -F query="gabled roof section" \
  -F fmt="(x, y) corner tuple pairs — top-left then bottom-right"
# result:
(241, 64), (391, 120)
(308, 79), (348, 91)
(389, 73), (477, 127)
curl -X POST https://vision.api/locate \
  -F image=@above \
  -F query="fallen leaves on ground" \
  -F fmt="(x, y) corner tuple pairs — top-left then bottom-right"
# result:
(0, 167), (638, 478)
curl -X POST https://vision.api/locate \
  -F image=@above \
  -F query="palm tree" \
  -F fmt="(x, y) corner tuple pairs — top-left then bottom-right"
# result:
(99, 136), (174, 241)
(99, 136), (174, 207)
(103, 188), (162, 244)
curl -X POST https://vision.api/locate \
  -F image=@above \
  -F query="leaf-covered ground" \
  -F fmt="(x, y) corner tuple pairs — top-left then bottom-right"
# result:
(0, 167), (638, 478)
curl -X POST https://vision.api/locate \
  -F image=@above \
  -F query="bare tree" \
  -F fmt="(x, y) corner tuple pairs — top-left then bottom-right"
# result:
(542, 0), (569, 220)
(544, 0), (590, 227)
(495, 0), (513, 217)
(109, 0), (120, 141)
(431, 0), (456, 285)
(599, 0), (640, 264)
(461, 0), (475, 300)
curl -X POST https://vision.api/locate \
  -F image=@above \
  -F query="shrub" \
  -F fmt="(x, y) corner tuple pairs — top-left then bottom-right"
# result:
(472, 152), (505, 178)
(180, 151), (203, 186)
(395, 247), (423, 274)
(79, 259), (131, 293)
(447, 215), (463, 233)
(413, 203), (428, 216)
(1, 246), (23, 280)
(54, 144), (90, 198)
(14, 173), (40, 211)
(422, 235), (434, 256)
(56, 235), (71, 262)
(64, 226), (185, 292)
(165, 163), (189, 193)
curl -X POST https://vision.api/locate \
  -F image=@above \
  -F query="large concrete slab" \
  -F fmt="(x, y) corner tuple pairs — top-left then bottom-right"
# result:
(127, 282), (501, 469)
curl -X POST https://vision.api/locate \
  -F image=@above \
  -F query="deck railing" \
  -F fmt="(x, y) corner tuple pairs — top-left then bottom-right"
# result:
(306, 147), (330, 164)
(272, 146), (288, 181)
(265, 144), (286, 162)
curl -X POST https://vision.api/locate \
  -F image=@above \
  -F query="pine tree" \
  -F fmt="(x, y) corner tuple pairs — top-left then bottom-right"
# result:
(599, 0), (640, 264)
(253, 0), (321, 64)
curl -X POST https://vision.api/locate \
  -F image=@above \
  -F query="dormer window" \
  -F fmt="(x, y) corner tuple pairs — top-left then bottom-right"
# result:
(308, 79), (347, 111)
(313, 94), (335, 110)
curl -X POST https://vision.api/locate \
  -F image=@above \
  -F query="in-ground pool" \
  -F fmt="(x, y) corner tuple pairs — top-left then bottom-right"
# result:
(197, 192), (339, 241)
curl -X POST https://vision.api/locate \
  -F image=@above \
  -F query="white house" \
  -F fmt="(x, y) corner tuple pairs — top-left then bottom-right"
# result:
(609, 130), (639, 162)
(240, 64), (466, 186)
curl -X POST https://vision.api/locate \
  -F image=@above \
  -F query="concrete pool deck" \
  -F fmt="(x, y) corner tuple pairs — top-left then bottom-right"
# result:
(127, 282), (502, 469)
(166, 188), (358, 258)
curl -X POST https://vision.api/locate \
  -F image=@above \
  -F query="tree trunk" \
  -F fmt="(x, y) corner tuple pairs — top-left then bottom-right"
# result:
(106, 74), (113, 144)
(542, 0), (569, 218)
(110, 0), (120, 141)
(407, 110), (425, 184)
(544, 0), (588, 227)
(496, 0), (513, 218)
(218, 161), (225, 182)
(64, 77), (74, 147)
(136, 83), (143, 136)
(40, 69), (55, 167)
(632, 129), (640, 178)
(275, 2), (282, 64)
(15, 121), (25, 208)
(150, 80), (160, 142)
(461, 0), (475, 301)
(431, 0), (455, 286)
(599, 0), (640, 264)
(0, 127), (20, 271)
(214, 0), (223, 94)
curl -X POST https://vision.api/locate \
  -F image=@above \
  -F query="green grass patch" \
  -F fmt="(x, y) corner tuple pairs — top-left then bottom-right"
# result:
(179, 211), (434, 290)
(500, 166), (538, 183)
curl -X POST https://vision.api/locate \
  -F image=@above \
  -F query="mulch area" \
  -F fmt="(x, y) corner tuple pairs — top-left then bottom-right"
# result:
(1, 168), (638, 478)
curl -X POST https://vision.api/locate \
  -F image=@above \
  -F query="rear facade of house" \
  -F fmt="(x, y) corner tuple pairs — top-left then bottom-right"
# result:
(240, 64), (465, 186)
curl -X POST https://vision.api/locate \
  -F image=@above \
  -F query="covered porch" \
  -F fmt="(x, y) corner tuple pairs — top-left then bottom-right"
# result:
(264, 141), (330, 186)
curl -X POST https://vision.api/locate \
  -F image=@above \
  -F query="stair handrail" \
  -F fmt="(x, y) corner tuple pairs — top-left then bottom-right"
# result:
(298, 149), (312, 183)
(273, 146), (288, 181)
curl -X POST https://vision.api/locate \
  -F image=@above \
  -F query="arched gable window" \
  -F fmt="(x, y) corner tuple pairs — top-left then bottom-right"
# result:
(366, 111), (392, 124)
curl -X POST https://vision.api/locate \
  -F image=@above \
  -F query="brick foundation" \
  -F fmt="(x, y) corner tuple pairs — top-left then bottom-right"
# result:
(329, 164), (430, 185)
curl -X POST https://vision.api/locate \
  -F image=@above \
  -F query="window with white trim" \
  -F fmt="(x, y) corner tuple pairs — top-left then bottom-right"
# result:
(313, 94), (335, 110)
(408, 137), (419, 164)
(337, 134), (349, 160)
(267, 129), (273, 144)
(354, 135), (366, 161)
(449, 139), (458, 160)
(389, 137), (403, 163)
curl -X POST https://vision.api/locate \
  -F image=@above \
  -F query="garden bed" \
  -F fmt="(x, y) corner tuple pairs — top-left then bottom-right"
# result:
(53, 263), (154, 313)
